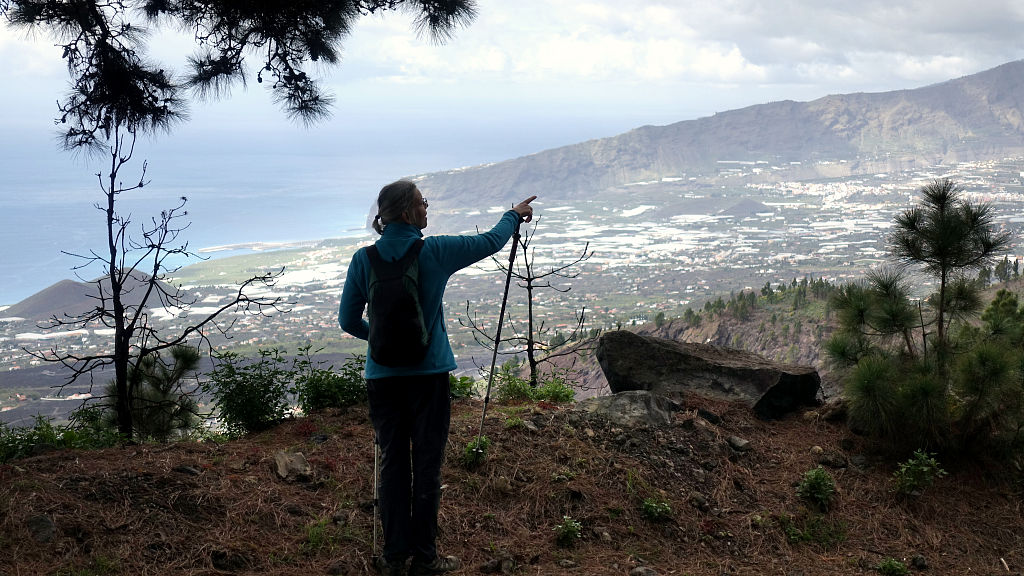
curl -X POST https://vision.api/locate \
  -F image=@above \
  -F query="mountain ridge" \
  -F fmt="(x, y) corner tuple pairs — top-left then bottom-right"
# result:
(414, 59), (1024, 232)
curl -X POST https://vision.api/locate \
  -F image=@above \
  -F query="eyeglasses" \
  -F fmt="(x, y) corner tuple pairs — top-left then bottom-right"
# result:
(420, 198), (429, 208)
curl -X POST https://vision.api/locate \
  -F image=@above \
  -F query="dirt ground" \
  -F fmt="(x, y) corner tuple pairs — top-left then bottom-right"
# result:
(2, 395), (1023, 575)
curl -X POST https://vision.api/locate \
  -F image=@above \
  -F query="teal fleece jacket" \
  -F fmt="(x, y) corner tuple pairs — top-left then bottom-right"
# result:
(339, 210), (521, 379)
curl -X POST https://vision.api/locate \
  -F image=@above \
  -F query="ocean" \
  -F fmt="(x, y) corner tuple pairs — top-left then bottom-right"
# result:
(0, 109), (646, 307)
(0, 141), (471, 306)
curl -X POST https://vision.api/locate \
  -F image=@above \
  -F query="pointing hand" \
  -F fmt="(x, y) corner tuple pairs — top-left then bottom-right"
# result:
(513, 196), (537, 222)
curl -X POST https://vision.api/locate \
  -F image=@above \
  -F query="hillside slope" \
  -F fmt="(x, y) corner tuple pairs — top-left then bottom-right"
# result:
(2, 395), (1021, 575)
(413, 60), (1024, 232)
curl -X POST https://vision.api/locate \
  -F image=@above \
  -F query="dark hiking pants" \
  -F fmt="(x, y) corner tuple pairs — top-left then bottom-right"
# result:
(367, 372), (451, 565)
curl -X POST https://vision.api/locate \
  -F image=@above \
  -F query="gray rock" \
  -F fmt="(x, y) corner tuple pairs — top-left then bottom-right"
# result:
(576, 390), (676, 427)
(819, 397), (847, 422)
(480, 556), (517, 574)
(689, 491), (710, 511)
(211, 549), (250, 572)
(272, 450), (312, 481)
(596, 331), (820, 419)
(817, 450), (848, 468)
(696, 407), (722, 425)
(173, 465), (202, 476)
(727, 435), (752, 452)
(27, 514), (56, 543)
(592, 526), (612, 542)
(630, 567), (659, 576)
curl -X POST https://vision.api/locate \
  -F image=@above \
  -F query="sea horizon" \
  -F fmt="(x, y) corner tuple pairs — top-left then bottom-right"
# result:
(0, 147), (424, 306)
(0, 109), (647, 306)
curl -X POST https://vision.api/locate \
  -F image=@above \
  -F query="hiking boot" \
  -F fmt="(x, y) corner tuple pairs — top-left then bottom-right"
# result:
(374, 555), (406, 576)
(408, 555), (460, 575)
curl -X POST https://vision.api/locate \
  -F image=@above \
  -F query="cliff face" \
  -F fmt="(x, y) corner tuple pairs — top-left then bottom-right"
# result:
(411, 60), (1024, 233)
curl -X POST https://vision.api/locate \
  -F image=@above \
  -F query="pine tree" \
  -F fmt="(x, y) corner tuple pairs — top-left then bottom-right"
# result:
(889, 179), (1011, 355)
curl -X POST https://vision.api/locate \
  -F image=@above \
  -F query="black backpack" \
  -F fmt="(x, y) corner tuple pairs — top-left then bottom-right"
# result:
(365, 239), (430, 367)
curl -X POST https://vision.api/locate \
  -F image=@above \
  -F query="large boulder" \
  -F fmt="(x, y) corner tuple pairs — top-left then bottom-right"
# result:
(596, 330), (820, 419)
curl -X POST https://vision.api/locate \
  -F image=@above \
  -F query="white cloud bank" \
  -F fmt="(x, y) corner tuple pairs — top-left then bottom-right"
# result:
(4, 0), (1024, 125)
(341, 0), (1024, 96)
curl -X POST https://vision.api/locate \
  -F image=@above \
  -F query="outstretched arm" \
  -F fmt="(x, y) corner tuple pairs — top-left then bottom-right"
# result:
(435, 196), (538, 274)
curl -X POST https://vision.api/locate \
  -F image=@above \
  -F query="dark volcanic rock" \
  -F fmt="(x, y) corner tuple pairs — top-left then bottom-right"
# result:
(596, 330), (820, 419)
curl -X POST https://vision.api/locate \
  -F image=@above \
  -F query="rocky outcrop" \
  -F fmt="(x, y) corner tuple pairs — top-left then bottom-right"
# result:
(575, 390), (679, 427)
(596, 330), (820, 419)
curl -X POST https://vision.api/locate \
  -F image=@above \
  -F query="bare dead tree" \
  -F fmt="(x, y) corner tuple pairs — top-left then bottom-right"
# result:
(26, 126), (287, 439)
(461, 216), (594, 386)
(5, 0), (479, 439)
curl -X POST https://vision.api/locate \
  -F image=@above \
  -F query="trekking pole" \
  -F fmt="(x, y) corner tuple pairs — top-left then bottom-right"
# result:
(372, 436), (381, 557)
(474, 216), (523, 456)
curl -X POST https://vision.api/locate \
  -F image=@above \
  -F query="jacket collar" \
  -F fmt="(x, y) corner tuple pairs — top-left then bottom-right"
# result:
(382, 222), (424, 239)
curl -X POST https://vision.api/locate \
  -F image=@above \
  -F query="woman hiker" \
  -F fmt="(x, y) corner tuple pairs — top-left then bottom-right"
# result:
(339, 179), (535, 575)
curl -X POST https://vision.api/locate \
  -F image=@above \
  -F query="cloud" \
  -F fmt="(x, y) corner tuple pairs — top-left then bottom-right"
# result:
(343, 1), (771, 86)
(5, 0), (1024, 129)
(336, 0), (1024, 99)
(0, 25), (65, 79)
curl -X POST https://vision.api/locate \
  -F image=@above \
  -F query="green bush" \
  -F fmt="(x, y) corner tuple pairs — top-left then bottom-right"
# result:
(494, 362), (534, 403)
(952, 341), (1019, 441)
(449, 374), (477, 400)
(203, 348), (292, 437)
(775, 512), (847, 546)
(97, 345), (202, 441)
(534, 370), (576, 403)
(294, 349), (366, 412)
(493, 362), (576, 403)
(797, 466), (837, 511)
(877, 557), (909, 576)
(840, 336), (1024, 452)
(69, 404), (124, 446)
(462, 435), (491, 469)
(301, 516), (341, 555)
(891, 450), (947, 496)
(504, 416), (524, 430)
(844, 355), (901, 438)
(640, 497), (673, 522)
(0, 413), (121, 463)
(552, 515), (582, 547)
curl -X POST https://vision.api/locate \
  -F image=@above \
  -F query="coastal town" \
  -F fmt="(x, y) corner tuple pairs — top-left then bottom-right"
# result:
(3, 156), (1024, 420)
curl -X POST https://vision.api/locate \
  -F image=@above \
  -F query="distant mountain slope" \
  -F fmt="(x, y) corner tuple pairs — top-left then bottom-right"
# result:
(415, 60), (1024, 226)
(4, 272), (179, 321)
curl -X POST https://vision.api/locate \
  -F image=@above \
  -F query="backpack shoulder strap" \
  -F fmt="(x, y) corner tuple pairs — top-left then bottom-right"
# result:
(365, 244), (383, 267)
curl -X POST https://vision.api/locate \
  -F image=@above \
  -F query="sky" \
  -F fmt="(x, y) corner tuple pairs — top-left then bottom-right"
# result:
(3, 0), (1024, 303)
(5, 1), (1024, 161)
